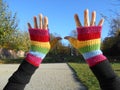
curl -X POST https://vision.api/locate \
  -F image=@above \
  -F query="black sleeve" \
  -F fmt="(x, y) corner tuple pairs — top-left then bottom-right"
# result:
(3, 60), (38, 90)
(90, 60), (120, 90)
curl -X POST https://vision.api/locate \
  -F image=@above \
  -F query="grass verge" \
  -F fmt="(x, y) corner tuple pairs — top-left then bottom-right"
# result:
(68, 63), (120, 90)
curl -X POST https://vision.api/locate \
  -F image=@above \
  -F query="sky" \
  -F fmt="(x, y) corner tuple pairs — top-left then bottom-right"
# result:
(5, 0), (120, 45)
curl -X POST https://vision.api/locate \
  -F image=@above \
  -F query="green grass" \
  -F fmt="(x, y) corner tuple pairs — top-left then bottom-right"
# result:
(68, 63), (120, 90)
(112, 63), (120, 75)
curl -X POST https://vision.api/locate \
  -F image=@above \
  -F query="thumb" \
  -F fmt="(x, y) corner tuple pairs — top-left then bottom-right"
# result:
(50, 37), (62, 49)
(64, 36), (80, 49)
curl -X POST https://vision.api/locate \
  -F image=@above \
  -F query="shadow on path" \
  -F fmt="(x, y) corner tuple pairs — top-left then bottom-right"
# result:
(67, 63), (88, 90)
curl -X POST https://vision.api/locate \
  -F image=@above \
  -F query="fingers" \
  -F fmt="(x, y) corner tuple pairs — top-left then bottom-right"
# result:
(81, 9), (104, 26)
(56, 37), (62, 40)
(50, 37), (62, 49)
(64, 36), (76, 41)
(84, 9), (89, 26)
(90, 11), (96, 26)
(34, 16), (38, 28)
(28, 14), (49, 30)
(27, 23), (32, 29)
(74, 14), (82, 27)
(64, 36), (80, 49)
(64, 36), (71, 40)
(98, 18), (104, 26)
(39, 14), (43, 29)
(43, 16), (48, 30)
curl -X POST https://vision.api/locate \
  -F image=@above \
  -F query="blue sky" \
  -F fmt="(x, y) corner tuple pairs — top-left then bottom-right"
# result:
(5, 0), (119, 44)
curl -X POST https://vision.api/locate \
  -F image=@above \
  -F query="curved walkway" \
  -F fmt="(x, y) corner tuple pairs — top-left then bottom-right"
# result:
(0, 63), (87, 90)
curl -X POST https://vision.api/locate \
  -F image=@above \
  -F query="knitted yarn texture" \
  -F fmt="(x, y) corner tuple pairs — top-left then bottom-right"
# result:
(68, 26), (106, 67)
(25, 29), (50, 67)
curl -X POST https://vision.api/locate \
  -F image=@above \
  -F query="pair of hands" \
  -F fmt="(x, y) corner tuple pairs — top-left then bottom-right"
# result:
(27, 9), (104, 50)
(28, 9), (104, 29)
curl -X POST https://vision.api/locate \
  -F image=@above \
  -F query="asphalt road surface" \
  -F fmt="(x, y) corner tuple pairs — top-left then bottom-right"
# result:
(0, 63), (87, 90)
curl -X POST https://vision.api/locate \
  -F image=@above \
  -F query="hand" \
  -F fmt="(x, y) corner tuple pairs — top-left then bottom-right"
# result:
(74, 9), (104, 27)
(25, 14), (61, 67)
(28, 14), (62, 50)
(65, 9), (104, 40)
(64, 9), (106, 67)
(28, 14), (48, 29)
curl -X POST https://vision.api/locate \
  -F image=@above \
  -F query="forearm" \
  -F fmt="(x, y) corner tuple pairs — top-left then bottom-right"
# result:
(90, 59), (120, 90)
(74, 26), (120, 89)
(3, 60), (38, 90)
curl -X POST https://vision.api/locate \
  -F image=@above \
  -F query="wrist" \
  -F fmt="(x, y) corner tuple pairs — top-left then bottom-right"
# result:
(82, 50), (107, 67)
(25, 53), (43, 67)
(83, 50), (107, 67)
(82, 50), (102, 60)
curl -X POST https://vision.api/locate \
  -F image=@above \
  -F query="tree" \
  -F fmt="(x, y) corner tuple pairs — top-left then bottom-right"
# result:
(7, 31), (30, 51)
(0, 0), (18, 48)
(102, 16), (120, 56)
(109, 17), (120, 37)
(101, 0), (120, 56)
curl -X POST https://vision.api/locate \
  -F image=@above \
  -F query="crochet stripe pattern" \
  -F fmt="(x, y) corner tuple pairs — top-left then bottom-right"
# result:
(77, 26), (106, 67)
(25, 29), (50, 67)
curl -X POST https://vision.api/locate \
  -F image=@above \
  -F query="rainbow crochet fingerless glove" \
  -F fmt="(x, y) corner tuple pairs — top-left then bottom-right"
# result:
(25, 29), (50, 67)
(67, 26), (106, 67)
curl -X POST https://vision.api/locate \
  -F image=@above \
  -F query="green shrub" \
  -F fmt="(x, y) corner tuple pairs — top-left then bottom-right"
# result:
(0, 58), (24, 64)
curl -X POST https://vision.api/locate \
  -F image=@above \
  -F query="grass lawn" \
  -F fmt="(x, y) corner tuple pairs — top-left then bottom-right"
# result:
(68, 63), (120, 90)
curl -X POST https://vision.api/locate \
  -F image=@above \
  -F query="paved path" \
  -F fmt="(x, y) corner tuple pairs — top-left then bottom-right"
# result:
(0, 63), (87, 90)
